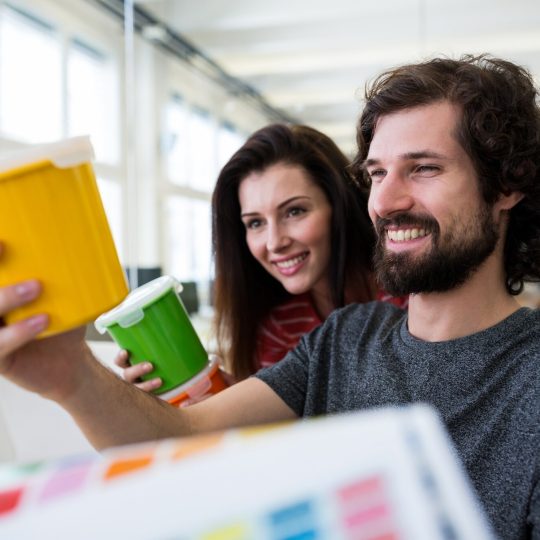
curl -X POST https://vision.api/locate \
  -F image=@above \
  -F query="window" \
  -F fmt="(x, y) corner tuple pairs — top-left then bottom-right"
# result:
(97, 177), (123, 258)
(162, 94), (248, 306)
(187, 107), (215, 192)
(165, 196), (212, 285)
(0, 4), (62, 142)
(217, 121), (244, 169)
(163, 98), (217, 193)
(68, 38), (122, 258)
(163, 94), (189, 186)
(67, 38), (119, 164)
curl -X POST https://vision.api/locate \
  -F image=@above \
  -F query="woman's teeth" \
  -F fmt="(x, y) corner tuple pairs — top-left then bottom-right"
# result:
(276, 253), (307, 268)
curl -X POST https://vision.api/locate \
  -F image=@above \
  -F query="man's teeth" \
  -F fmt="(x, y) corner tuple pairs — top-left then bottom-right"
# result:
(276, 254), (307, 268)
(387, 228), (428, 242)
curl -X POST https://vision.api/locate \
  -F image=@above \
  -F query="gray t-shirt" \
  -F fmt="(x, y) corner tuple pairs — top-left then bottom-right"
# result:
(255, 302), (540, 540)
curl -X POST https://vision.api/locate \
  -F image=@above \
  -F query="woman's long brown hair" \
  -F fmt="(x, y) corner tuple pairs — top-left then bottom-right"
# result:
(212, 124), (376, 380)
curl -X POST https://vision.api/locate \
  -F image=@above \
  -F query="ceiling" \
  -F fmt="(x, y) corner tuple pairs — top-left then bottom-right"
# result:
(135, 0), (540, 154)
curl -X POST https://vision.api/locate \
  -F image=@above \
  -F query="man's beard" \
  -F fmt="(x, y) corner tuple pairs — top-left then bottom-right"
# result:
(374, 205), (499, 296)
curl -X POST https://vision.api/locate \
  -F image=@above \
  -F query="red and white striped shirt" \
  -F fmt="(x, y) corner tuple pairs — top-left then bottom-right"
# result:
(255, 292), (408, 370)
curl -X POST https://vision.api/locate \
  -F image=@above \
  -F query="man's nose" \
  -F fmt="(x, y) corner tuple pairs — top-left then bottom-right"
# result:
(369, 172), (414, 219)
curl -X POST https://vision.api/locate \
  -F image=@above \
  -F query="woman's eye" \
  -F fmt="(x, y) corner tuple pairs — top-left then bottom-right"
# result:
(245, 218), (262, 230)
(286, 206), (306, 217)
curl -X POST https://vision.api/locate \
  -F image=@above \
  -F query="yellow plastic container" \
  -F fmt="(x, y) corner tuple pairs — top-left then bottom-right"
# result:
(0, 136), (128, 337)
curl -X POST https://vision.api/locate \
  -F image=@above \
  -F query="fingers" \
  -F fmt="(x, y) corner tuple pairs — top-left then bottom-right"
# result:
(114, 350), (162, 393)
(0, 314), (48, 362)
(135, 378), (162, 392)
(0, 280), (41, 315)
(0, 280), (48, 359)
(123, 362), (152, 384)
(121, 361), (162, 393)
(113, 349), (130, 368)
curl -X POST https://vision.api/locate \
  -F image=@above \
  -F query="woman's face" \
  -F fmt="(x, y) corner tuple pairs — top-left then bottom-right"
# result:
(238, 163), (333, 300)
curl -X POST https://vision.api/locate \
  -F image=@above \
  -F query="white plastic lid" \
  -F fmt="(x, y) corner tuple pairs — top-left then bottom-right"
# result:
(94, 275), (183, 333)
(0, 135), (94, 174)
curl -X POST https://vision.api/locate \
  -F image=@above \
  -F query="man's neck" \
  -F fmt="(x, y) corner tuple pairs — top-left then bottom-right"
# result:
(406, 255), (523, 342)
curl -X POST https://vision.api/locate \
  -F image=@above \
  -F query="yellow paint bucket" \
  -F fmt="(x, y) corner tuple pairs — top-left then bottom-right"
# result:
(0, 136), (128, 337)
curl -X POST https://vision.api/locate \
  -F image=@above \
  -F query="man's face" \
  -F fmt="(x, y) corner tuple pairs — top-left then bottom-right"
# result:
(365, 101), (500, 296)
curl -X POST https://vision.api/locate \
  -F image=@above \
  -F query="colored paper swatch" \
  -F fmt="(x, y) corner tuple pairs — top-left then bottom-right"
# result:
(38, 457), (95, 502)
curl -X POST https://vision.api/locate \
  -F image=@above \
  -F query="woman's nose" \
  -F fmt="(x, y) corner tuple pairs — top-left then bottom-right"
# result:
(266, 222), (290, 252)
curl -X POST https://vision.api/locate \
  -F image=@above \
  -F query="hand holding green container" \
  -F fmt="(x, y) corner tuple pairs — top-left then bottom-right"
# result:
(95, 276), (221, 403)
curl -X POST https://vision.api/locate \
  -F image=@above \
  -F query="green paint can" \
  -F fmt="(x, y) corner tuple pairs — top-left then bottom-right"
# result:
(95, 276), (208, 396)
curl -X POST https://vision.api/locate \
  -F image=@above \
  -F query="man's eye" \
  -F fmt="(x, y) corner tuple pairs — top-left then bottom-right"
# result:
(414, 165), (440, 175)
(368, 169), (386, 182)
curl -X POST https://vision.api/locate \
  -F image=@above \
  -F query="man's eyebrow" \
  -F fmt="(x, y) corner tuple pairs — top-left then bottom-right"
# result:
(361, 158), (379, 170)
(240, 196), (310, 218)
(403, 150), (448, 160)
(362, 150), (448, 169)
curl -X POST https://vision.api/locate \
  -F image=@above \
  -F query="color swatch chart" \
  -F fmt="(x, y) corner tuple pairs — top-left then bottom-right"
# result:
(0, 405), (494, 539)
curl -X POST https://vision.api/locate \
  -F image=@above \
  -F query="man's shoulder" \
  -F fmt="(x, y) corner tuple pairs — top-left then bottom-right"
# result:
(518, 307), (540, 346)
(332, 300), (406, 322)
(319, 301), (406, 341)
(507, 306), (540, 338)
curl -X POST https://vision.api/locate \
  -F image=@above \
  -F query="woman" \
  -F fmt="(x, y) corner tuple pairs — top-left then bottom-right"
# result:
(118, 123), (404, 386)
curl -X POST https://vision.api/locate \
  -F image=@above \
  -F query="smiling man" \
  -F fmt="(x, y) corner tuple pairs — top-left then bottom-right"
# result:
(366, 102), (503, 299)
(0, 55), (539, 539)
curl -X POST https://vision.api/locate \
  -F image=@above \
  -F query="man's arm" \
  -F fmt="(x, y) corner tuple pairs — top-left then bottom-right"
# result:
(63, 348), (296, 449)
(0, 277), (297, 450)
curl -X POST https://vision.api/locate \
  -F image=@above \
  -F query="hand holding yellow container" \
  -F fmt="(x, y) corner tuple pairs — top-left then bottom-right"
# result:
(0, 136), (128, 337)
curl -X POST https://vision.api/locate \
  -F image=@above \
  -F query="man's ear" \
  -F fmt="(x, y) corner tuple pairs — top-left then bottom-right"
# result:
(495, 191), (524, 211)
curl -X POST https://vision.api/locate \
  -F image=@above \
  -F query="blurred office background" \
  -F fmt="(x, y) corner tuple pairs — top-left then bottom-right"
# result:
(0, 0), (539, 312)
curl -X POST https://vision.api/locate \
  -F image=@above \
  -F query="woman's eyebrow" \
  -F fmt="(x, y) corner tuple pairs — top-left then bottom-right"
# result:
(241, 196), (311, 218)
(277, 195), (311, 209)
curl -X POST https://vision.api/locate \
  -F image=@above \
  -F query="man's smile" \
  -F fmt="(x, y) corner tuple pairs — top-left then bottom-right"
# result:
(386, 227), (429, 242)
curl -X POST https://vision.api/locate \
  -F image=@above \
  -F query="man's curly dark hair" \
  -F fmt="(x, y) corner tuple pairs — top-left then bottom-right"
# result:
(352, 54), (540, 294)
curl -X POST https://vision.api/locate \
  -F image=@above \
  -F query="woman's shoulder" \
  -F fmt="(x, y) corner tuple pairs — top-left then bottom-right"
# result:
(272, 293), (316, 310)
(267, 294), (322, 324)
(255, 294), (322, 370)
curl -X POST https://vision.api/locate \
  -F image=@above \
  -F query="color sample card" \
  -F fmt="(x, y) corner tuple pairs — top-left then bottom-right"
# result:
(0, 405), (494, 540)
